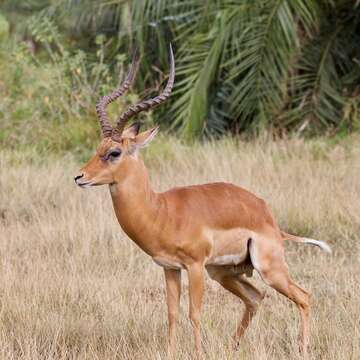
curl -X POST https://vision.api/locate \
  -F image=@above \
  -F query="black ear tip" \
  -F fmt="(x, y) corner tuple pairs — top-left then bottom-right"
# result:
(132, 122), (141, 135)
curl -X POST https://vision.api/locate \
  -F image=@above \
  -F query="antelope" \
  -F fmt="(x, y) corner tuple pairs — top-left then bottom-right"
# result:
(74, 45), (331, 358)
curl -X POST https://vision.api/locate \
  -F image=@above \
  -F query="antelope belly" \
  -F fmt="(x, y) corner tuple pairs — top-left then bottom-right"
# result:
(152, 256), (184, 270)
(209, 254), (243, 266)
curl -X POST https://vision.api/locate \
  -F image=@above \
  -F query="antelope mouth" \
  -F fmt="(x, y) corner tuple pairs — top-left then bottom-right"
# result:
(77, 181), (93, 188)
(78, 181), (106, 188)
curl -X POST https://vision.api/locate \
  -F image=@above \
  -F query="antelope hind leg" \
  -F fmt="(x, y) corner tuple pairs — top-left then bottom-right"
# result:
(206, 266), (264, 348)
(249, 238), (310, 358)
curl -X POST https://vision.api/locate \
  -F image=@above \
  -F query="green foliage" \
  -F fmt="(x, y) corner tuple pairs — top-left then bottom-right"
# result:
(127, 0), (360, 138)
(0, 13), (9, 41)
(0, 22), (139, 153)
(2, 0), (360, 140)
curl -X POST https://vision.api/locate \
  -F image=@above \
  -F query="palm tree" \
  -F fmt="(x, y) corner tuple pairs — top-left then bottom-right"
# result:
(129, 0), (360, 139)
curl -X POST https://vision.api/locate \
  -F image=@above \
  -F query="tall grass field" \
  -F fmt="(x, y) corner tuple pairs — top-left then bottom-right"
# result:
(1, 137), (359, 359)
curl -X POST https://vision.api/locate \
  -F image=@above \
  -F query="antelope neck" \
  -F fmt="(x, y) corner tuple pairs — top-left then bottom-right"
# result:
(109, 158), (163, 255)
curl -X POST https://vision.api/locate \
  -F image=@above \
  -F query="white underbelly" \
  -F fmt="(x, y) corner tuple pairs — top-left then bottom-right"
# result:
(206, 254), (244, 266)
(152, 256), (184, 270)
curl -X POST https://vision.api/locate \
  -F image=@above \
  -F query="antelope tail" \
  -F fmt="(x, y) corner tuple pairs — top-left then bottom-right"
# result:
(281, 231), (332, 254)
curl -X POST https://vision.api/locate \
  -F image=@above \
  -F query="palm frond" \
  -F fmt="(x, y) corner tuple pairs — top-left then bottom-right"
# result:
(10, 0), (360, 138)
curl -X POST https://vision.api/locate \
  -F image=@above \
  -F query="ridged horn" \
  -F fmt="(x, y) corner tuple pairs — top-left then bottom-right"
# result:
(112, 44), (175, 141)
(95, 50), (139, 138)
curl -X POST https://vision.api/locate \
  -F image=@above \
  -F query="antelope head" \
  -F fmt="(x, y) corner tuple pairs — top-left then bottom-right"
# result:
(74, 46), (175, 188)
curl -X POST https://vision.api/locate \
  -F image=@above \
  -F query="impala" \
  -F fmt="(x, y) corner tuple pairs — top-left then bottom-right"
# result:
(74, 45), (331, 358)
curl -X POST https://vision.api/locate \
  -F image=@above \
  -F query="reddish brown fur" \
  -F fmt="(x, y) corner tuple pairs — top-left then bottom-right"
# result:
(75, 127), (329, 358)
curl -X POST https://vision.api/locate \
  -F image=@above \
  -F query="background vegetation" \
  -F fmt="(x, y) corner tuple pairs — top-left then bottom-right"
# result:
(1, 0), (360, 149)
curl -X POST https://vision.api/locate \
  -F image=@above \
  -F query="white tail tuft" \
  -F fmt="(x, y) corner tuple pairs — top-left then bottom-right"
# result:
(302, 238), (332, 254)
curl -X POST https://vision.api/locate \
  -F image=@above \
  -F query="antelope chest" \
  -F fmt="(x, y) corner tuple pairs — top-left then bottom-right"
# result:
(152, 256), (184, 270)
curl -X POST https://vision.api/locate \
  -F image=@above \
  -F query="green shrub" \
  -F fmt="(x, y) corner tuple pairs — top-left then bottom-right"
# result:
(0, 18), (145, 154)
(0, 13), (9, 41)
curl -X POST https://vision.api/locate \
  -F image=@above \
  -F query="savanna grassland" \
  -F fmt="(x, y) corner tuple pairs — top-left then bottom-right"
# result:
(1, 137), (359, 359)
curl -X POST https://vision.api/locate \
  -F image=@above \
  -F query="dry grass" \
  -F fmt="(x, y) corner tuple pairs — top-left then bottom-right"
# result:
(1, 137), (359, 359)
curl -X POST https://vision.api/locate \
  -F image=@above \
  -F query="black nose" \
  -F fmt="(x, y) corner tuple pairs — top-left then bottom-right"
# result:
(74, 174), (84, 183)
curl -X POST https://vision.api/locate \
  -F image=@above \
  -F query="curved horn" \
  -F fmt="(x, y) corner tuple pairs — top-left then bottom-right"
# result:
(112, 44), (175, 141)
(95, 50), (139, 138)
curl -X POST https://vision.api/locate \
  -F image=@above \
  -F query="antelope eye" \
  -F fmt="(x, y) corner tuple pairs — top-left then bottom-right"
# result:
(108, 149), (122, 159)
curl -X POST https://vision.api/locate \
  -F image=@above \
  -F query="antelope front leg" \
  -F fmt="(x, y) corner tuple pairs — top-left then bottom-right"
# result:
(164, 268), (181, 356)
(187, 263), (205, 358)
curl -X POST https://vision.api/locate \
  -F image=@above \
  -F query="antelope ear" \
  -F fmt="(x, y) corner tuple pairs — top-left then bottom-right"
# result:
(134, 127), (159, 148)
(122, 123), (141, 139)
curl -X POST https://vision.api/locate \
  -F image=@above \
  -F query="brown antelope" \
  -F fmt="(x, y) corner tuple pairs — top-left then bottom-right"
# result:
(74, 46), (331, 358)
